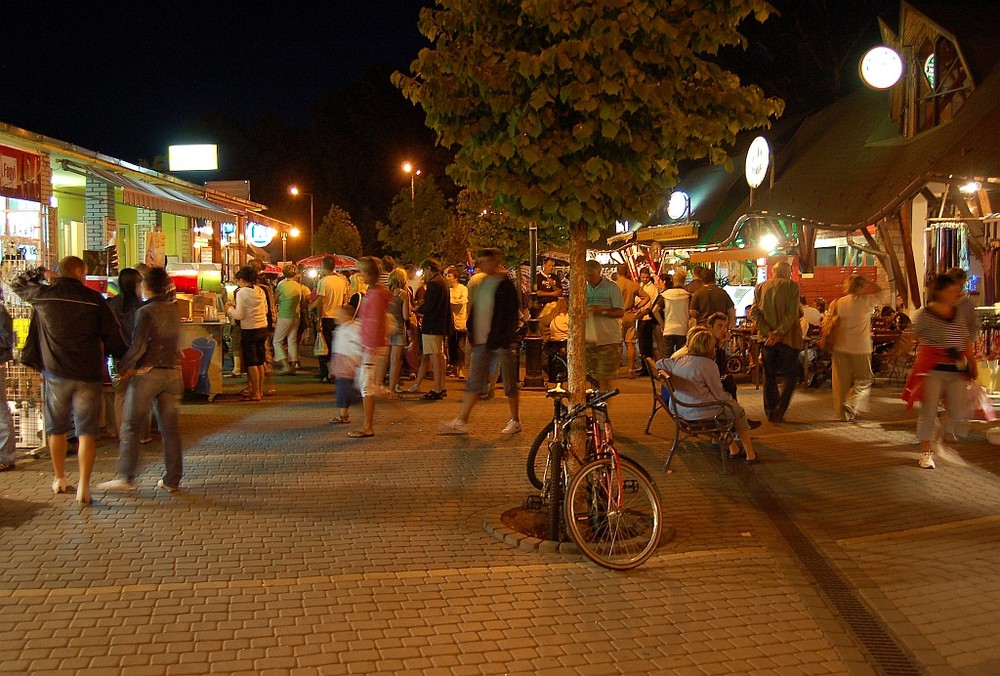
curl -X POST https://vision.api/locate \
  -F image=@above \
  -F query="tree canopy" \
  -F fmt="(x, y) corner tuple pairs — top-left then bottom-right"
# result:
(394, 0), (784, 240)
(314, 204), (363, 258)
(378, 177), (455, 265)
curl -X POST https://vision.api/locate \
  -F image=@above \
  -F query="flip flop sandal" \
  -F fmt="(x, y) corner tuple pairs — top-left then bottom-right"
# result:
(327, 416), (351, 424)
(347, 431), (375, 438)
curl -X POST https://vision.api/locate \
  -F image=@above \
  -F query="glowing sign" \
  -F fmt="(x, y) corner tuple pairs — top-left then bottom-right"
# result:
(246, 223), (276, 247)
(745, 136), (770, 189)
(168, 144), (219, 171)
(667, 191), (690, 220)
(860, 46), (903, 89)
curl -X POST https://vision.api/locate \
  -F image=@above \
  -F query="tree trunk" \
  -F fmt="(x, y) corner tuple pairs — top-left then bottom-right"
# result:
(566, 222), (589, 450)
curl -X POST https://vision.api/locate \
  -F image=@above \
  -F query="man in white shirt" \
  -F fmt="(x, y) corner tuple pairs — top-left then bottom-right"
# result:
(309, 256), (349, 381)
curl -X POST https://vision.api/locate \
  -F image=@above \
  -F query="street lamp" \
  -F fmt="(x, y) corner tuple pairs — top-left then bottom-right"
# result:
(289, 186), (314, 256)
(401, 162), (421, 203)
(279, 227), (300, 262)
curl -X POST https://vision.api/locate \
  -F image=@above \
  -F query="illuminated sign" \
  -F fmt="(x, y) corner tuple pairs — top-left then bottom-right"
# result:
(745, 136), (770, 189)
(168, 144), (219, 171)
(247, 222), (276, 247)
(667, 191), (690, 220)
(860, 46), (903, 89)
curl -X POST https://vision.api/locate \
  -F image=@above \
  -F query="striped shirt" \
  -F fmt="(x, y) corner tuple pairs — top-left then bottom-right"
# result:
(913, 305), (970, 350)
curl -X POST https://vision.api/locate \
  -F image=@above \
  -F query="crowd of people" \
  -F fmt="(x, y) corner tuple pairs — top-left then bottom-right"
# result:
(1, 250), (983, 501)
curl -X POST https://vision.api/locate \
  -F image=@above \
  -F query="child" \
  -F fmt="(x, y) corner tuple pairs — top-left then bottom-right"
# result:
(328, 305), (362, 425)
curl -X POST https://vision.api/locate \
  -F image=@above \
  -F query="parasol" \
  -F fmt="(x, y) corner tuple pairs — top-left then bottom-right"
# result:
(296, 253), (359, 271)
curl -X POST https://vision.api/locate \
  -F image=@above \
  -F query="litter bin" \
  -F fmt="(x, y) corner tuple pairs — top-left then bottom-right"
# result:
(180, 348), (202, 391)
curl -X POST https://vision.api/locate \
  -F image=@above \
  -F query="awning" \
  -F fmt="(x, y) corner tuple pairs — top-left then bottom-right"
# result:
(62, 160), (232, 221)
(244, 211), (293, 230)
(123, 179), (232, 221)
(687, 246), (769, 263)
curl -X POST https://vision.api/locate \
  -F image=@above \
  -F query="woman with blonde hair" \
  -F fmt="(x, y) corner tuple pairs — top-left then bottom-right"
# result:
(658, 330), (759, 463)
(827, 274), (880, 421)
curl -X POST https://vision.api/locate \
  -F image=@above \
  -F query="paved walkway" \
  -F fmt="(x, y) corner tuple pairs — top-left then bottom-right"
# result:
(1, 367), (999, 674)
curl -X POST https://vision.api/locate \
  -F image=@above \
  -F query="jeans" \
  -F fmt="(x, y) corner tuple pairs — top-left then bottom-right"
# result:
(318, 318), (337, 379)
(117, 368), (183, 486)
(0, 366), (14, 464)
(273, 316), (301, 363)
(761, 343), (800, 420)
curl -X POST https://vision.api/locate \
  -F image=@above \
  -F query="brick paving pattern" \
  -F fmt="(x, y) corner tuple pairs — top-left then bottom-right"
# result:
(1, 368), (998, 674)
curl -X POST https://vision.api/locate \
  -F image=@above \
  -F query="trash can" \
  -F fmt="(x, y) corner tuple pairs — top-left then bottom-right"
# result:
(180, 348), (202, 391)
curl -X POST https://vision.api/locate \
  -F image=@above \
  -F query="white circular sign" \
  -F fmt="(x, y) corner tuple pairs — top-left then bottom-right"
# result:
(745, 136), (770, 189)
(247, 223), (276, 247)
(667, 191), (690, 220)
(860, 46), (903, 89)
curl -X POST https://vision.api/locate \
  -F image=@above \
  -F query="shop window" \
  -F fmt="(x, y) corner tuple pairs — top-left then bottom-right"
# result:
(816, 247), (837, 267)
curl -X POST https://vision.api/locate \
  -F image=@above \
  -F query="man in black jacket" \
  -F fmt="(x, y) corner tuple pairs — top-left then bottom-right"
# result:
(417, 258), (451, 400)
(441, 248), (521, 435)
(12, 256), (128, 504)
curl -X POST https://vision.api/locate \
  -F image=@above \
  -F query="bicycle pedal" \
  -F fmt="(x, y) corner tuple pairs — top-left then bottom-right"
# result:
(524, 495), (544, 511)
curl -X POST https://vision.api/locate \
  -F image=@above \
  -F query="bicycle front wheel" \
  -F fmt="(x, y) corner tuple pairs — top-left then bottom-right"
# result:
(526, 421), (555, 490)
(564, 457), (662, 570)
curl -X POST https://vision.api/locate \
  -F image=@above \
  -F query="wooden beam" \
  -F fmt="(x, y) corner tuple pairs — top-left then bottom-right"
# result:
(878, 220), (907, 306)
(898, 204), (922, 308)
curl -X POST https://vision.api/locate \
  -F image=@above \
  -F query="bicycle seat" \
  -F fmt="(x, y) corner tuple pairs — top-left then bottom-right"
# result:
(546, 385), (570, 400)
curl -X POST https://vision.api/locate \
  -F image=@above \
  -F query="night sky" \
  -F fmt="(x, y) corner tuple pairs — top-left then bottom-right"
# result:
(1, 0), (432, 163)
(2, 1), (897, 186)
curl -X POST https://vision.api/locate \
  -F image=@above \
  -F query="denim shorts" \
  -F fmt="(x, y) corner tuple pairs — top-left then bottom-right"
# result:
(43, 376), (102, 437)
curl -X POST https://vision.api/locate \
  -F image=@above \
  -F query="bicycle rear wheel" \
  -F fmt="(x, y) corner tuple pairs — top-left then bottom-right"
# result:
(564, 457), (662, 570)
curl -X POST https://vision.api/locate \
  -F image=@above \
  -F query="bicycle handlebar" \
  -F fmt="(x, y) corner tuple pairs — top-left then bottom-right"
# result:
(562, 388), (619, 424)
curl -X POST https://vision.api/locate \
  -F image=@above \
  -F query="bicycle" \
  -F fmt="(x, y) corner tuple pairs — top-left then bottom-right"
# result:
(526, 384), (663, 570)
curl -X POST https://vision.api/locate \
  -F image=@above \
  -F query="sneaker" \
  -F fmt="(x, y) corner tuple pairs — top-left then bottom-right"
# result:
(918, 451), (936, 469)
(0, 461), (15, 472)
(156, 479), (180, 493)
(98, 478), (137, 493)
(440, 419), (469, 435)
(500, 419), (523, 435)
(52, 477), (74, 494)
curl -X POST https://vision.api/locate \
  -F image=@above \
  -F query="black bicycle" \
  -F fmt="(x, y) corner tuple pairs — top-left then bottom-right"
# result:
(526, 385), (662, 570)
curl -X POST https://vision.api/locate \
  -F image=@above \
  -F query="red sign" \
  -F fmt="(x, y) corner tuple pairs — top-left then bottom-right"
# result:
(0, 145), (44, 202)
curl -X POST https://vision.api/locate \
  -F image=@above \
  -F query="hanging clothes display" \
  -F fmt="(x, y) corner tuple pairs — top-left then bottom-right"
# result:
(925, 223), (970, 279)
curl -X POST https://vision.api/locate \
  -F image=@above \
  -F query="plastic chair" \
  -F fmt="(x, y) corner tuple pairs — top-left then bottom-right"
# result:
(656, 368), (740, 474)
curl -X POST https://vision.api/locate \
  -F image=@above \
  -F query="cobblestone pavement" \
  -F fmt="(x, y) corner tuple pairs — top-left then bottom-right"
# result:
(1, 366), (999, 674)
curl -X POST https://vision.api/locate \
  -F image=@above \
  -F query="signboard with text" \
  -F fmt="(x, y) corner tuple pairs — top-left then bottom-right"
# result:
(0, 145), (43, 202)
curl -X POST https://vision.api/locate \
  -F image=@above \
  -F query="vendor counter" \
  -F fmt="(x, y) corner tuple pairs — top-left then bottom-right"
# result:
(178, 319), (228, 402)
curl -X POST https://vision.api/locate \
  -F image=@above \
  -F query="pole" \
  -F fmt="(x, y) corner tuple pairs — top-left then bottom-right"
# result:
(281, 232), (287, 262)
(309, 194), (315, 257)
(522, 223), (546, 389)
(410, 175), (415, 203)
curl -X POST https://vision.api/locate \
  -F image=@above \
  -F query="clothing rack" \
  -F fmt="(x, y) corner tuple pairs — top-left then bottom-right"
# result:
(924, 222), (971, 278)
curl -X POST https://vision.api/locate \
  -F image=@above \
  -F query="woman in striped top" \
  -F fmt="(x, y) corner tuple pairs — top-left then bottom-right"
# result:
(903, 274), (977, 469)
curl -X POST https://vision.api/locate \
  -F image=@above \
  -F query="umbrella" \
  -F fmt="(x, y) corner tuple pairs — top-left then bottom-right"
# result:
(261, 263), (282, 275)
(296, 253), (359, 271)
